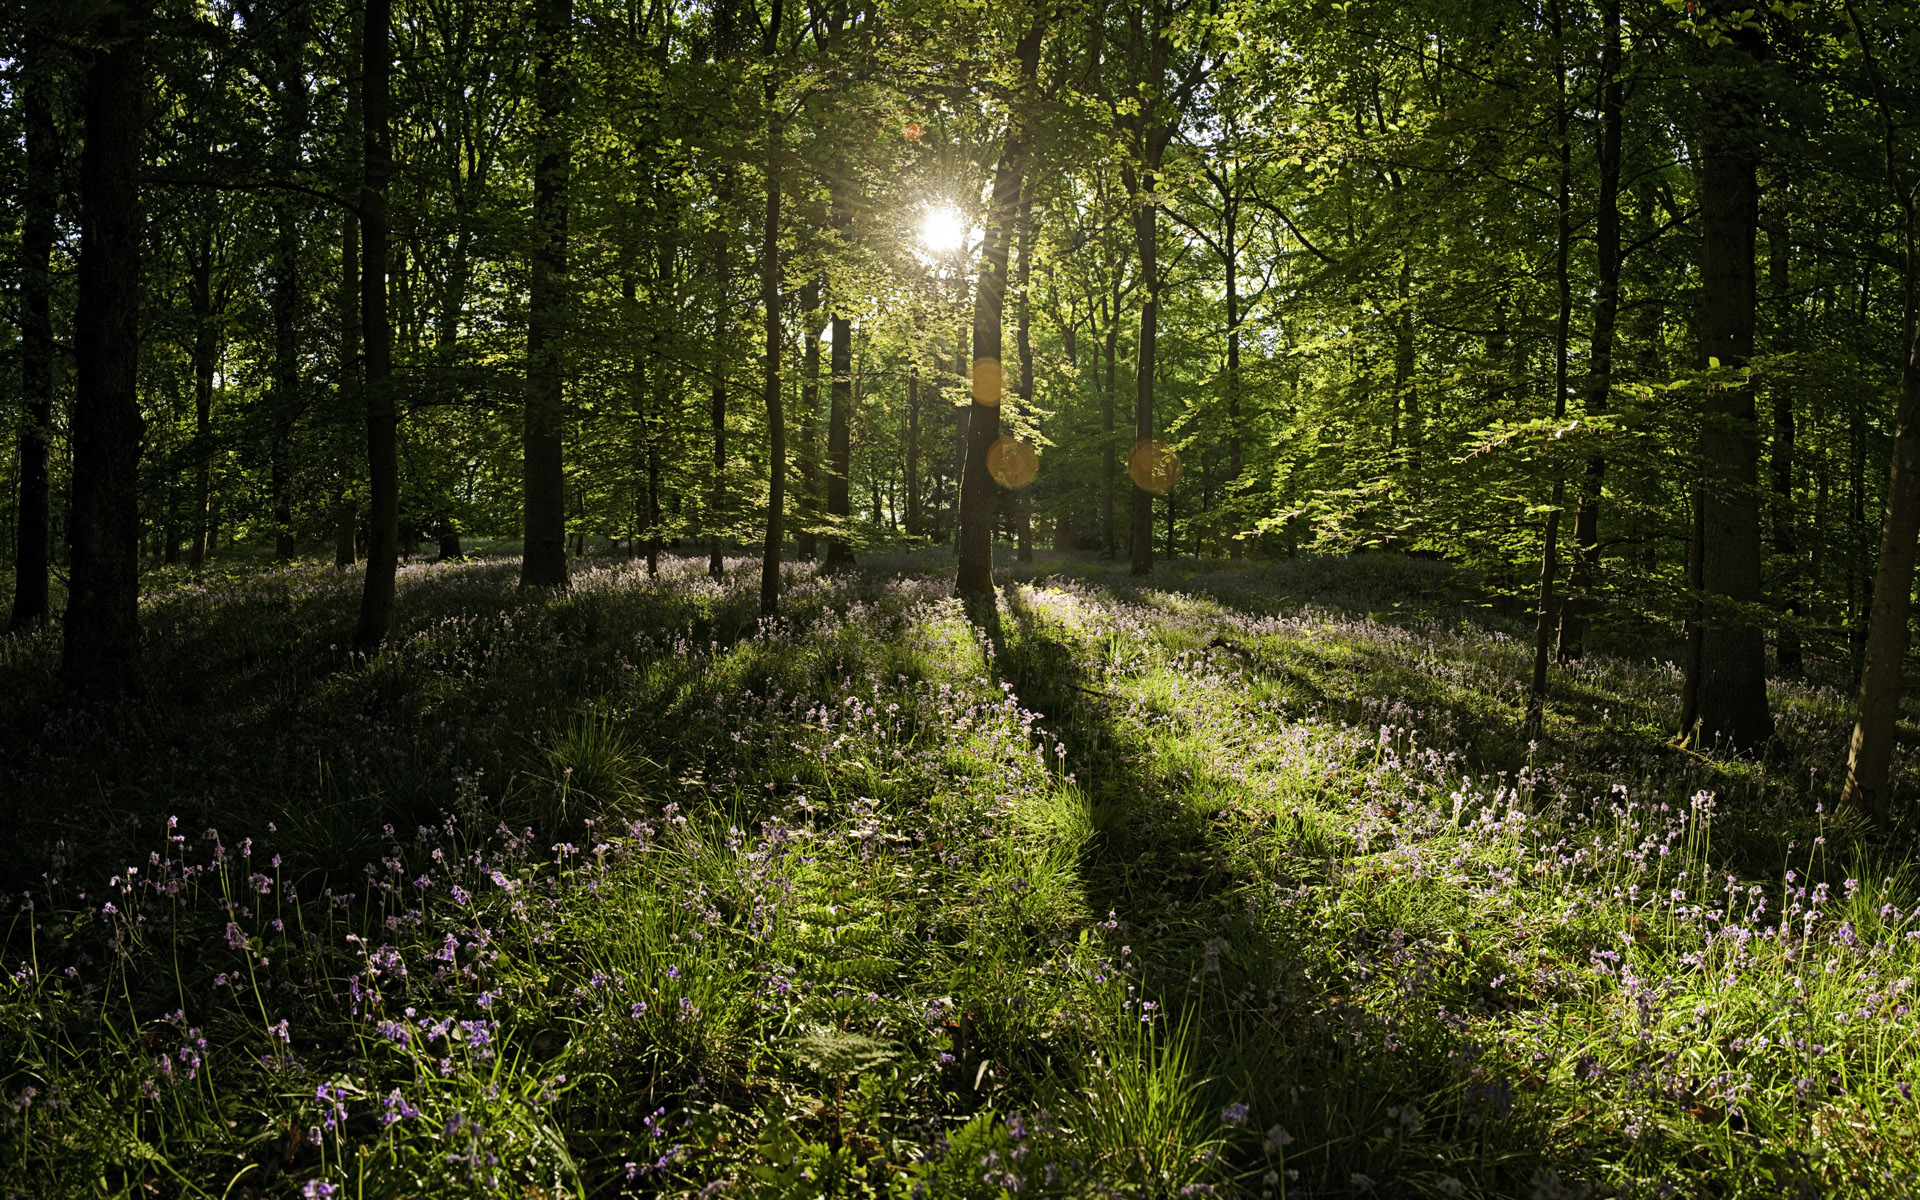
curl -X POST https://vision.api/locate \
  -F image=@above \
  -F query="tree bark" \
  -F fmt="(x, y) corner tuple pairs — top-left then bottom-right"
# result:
(1102, 297), (1117, 558)
(957, 24), (1040, 600)
(1837, 0), (1919, 827)
(1683, 16), (1772, 750)
(10, 25), (58, 633)
(353, 0), (400, 651)
(521, 0), (572, 588)
(1013, 179), (1037, 563)
(270, 3), (309, 561)
(1525, 6), (1572, 742)
(709, 172), (734, 579)
(1557, 0), (1621, 662)
(1766, 203), (1802, 675)
(905, 363), (921, 538)
(824, 308), (854, 569)
(797, 277), (822, 557)
(334, 24), (361, 570)
(63, 0), (149, 693)
(189, 241), (218, 571)
(1127, 170), (1158, 578)
(758, 22), (786, 617)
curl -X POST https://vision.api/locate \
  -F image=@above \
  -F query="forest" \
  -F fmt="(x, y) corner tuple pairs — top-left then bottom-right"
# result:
(6, 0), (1920, 1194)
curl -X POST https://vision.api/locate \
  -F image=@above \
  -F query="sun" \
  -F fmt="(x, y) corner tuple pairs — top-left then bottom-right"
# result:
(919, 206), (967, 256)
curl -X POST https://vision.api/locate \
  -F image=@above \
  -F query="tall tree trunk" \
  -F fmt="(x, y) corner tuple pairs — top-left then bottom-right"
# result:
(798, 278), (822, 557)
(63, 0), (148, 692)
(1683, 15), (1772, 749)
(906, 363), (921, 538)
(1014, 183), (1036, 563)
(271, 4), (309, 562)
(1224, 188), (1243, 561)
(824, 308), (854, 569)
(1766, 203), (1803, 675)
(354, 0), (400, 651)
(758, 27), (786, 618)
(1127, 172), (1158, 577)
(191, 239), (218, 571)
(1525, 6), (1572, 742)
(1102, 300), (1117, 558)
(1558, 0), (1621, 661)
(709, 174), (734, 579)
(335, 30), (361, 570)
(1837, 0), (1919, 827)
(957, 28), (1039, 600)
(522, 0), (572, 588)
(10, 26), (58, 632)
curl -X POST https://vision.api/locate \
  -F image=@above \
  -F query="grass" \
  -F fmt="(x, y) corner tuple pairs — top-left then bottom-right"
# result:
(2, 546), (1918, 1197)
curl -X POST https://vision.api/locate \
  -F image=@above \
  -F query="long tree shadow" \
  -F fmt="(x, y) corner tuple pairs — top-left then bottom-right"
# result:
(996, 577), (1602, 1198)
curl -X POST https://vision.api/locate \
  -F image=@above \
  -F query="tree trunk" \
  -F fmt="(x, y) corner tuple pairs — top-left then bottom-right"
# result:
(63, 0), (148, 692)
(824, 309), (854, 569)
(758, 36), (786, 618)
(1102, 301), (1117, 558)
(906, 363), (921, 538)
(1557, 0), (1621, 662)
(1837, 0), (1919, 826)
(354, 0), (400, 651)
(798, 277), (822, 557)
(1224, 189), (1242, 561)
(1766, 203), (1803, 675)
(1683, 18), (1772, 750)
(1127, 170), (1158, 577)
(1525, 8), (1572, 742)
(957, 29), (1038, 600)
(335, 47), (361, 572)
(522, 0), (572, 588)
(1014, 179), (1036, 563)
(709, 172), (734, 580)
(270, 5), (308, 562)
(10, 26), (57, 632)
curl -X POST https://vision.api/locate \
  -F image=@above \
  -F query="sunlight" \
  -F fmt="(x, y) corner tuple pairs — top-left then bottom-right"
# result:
(919, 205), (967, 256)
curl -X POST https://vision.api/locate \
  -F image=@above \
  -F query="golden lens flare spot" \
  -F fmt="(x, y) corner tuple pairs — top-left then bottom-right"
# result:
(971, 357), (1004, 407)
(1127, 439), (1182, 495)
(904, 121), (924, 142)
(987, 436), (1040, 490)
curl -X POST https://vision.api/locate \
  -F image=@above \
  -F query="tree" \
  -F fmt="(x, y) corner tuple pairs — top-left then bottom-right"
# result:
(62, 0), (150, 693)
(9, 13), (59, 633)
(354, 0), (400, 651)
(522, 0), (573, 589)
(1678, 3), (1772, 750)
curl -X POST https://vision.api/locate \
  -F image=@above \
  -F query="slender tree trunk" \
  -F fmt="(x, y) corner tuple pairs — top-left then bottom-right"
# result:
(758, 31), (786, 617)
(1014, 180), (1036, 563)
(1558, 0), (1621, 661)
(1684, 16), (1772, 750)
(521, 0), (572, 588)
(957, 29), (1038, 600)
(354, 0), (400, 651)
(1525, 9), (1572, 741)
(11, 30), (58, 632)
(709, 172), (735, 579)
(335, 35), (361, 571)
(191, 241), (218, 571)
(62, 0), (149, 692)
(824, 308), (854, 569)
(1837, 0), (1919, 826)
(798, 277), (822, 557)
(1128, 170), (1158, 577)
(1766, 204), (1803, 675)
(906, 363), (921, 538)
(1102, 304), (1117, 558)
(270, 6), (308, 562)
(1224, 194), (1243, 561)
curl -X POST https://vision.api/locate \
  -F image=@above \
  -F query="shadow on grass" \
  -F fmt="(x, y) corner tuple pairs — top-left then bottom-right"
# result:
(995, 576), (1598, 1198)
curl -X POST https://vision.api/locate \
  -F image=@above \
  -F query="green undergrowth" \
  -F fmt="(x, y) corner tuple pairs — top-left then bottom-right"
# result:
(2, 548), (1919, 1198)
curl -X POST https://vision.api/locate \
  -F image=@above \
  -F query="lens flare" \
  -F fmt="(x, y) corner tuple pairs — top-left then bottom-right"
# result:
(1126, 439), (1181, 495)
(987, 436), (1039, 490)
(920, 206), (966, 255)
(971, 357), (1003, 407)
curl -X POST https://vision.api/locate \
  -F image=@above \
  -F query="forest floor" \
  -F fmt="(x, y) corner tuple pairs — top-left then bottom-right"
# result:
(2, 548), (1918, 1199)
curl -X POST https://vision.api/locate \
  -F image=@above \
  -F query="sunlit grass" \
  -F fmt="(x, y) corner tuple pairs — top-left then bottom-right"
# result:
(2, 548), (1918, 1196)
